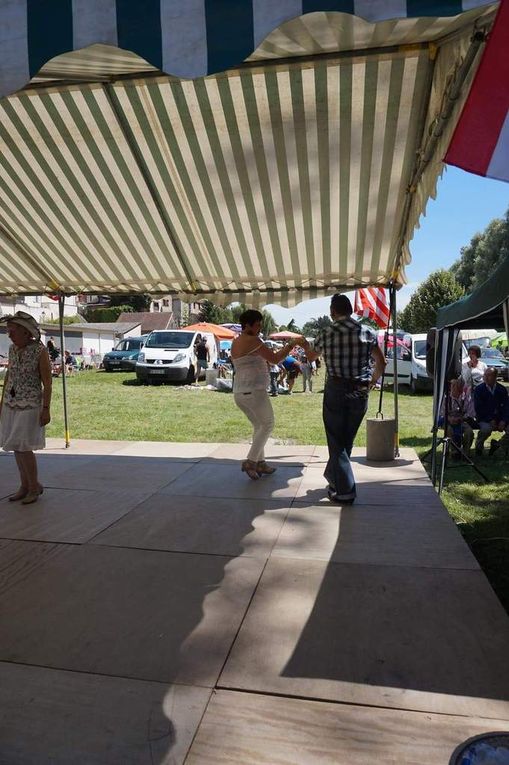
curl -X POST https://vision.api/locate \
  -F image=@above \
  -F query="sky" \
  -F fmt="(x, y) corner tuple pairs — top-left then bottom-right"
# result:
(265, 167), (508, 328)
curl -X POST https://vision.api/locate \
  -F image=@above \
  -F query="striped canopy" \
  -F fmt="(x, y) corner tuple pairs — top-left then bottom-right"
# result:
(0, 1), (498, 305)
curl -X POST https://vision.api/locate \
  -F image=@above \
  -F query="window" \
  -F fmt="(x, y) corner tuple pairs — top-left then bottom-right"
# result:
(145, 332), (194, 348)
(414, 340), (427, 359)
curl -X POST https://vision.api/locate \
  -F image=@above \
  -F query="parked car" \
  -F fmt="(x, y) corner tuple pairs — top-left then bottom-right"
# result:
(136, 329), (218, 384)
(102, 335), (148, 372)
(480, 348), (509, 382)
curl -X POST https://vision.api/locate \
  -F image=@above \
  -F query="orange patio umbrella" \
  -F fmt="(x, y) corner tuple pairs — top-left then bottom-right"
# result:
(183, 322), (237, 339)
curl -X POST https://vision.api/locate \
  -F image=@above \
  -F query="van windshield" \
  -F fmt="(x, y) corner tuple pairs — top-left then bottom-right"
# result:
(116, 338), (143, 351)
(414, 340), (427, 359)
(145, 332), (194, 349)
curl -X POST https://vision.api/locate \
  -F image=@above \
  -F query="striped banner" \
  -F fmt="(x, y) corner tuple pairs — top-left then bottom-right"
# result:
(354, 287), (390, 328)
(445, 0), (509, 182)
(0, 0), (496, 98)
(0, 4), (497, 303)
(0, 46), (435, 301)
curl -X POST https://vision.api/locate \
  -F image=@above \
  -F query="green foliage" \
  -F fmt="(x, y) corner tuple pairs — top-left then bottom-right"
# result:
(358, 317), (381, 332)
(199, 301), (276, 335)
(260, 310), (277, 337)
(86, 305), (134, 323)
(450, 207), (509, 291)
(107, 294), (152, 312)
(301, 315), (332, 337)
(44, 315), (83, 325)
(398, 270), (464, 333)
(198, 300), (233, 324)
(278, 318), (301, 333)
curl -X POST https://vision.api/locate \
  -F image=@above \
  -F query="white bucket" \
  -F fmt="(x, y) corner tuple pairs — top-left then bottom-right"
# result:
(205, 368), (218, 386)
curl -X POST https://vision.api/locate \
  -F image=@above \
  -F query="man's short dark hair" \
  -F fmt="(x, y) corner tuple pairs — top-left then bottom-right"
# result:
(330, 294), (353, 316)
(239, 309), (263, 329)
(468, 345), (481, 358)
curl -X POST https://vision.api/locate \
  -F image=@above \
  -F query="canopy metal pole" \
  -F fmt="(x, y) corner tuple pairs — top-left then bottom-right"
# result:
(58, 294), (70, 448)
(390, 284), (400, 458)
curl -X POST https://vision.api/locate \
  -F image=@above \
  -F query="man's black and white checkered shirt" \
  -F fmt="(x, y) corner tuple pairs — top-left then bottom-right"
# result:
(314, 318), (377, 382)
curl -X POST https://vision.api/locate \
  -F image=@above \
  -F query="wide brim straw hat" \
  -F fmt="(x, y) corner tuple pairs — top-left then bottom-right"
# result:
(0, 310), (41, 341)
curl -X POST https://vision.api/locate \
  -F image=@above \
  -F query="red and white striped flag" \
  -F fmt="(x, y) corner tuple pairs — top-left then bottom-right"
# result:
(354, 287), (390, 328)
(445, 0), (509, 182)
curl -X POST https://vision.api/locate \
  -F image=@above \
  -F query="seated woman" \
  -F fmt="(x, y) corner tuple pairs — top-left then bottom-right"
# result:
(231, 310), (303, 480)
(440, 377), (475, 455)
(461, 345), (486, 391)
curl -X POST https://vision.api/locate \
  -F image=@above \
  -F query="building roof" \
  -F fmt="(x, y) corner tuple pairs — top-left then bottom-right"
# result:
(40, 322), (142, 334)
(117, 312), (174, 333)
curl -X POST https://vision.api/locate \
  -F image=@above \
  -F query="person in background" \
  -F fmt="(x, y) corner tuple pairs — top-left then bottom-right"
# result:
(194, 336), (210, 384)
(0, 312), (52, 504)
(302, 294), (386, 504)
(281, 354), (301, 394)
(462, 345), (486, 391)
(269, 361), (280, 397)
(231, 310), (303, 480)
(440, 377), (475, 455)
(46, 336), (59, 362)
(300, 354), (313, 394)
(473, 367), (509, 457)
(64, 349), (77, 374)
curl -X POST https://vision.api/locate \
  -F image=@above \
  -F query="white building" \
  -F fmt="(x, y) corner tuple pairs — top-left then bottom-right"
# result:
(149, 295), (203, 326)
(0, 295), (79, 322)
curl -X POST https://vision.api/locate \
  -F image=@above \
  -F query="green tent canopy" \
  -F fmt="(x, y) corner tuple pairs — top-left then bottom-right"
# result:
(436, 255), (509, 332)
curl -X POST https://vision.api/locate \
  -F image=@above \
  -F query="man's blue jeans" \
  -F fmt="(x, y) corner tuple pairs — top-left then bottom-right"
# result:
(323, 378), (369, 501)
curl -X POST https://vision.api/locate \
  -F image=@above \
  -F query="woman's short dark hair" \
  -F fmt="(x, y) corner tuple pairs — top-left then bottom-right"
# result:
(239, 309), (263, 329)
(330, 294), (353, 316)
(468, 345), (481, 358)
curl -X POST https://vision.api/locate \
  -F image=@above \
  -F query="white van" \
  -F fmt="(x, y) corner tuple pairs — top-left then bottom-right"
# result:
(136, 329), (218, 384)
(381, 332), (432, 394)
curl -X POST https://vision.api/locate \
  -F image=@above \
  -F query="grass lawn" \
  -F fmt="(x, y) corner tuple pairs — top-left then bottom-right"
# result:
(46, 370), (509, 612)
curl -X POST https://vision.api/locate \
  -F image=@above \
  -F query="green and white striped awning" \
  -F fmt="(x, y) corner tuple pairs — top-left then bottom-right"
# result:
(0, 3), (498, 305)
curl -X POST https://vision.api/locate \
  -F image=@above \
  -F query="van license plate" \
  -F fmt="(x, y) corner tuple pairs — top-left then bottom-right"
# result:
(150, 369), (165, 375)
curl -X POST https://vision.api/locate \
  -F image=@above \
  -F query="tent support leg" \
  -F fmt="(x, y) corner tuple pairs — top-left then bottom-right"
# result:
(390, 284), (399, 458)
(58, 295), (70, 448)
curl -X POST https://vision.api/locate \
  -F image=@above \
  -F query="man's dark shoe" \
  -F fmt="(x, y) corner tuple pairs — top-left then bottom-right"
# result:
(327, 488), (355, 505)
(475, 444), (483, 457)
(489, 440), (500, 457)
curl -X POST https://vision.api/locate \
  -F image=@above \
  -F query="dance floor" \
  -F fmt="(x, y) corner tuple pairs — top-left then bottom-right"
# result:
(0, 439), (507, 764)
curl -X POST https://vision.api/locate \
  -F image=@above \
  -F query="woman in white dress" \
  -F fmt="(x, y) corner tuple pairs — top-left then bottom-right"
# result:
(231, 310), (302, 480)
(0, 312), (52, 504)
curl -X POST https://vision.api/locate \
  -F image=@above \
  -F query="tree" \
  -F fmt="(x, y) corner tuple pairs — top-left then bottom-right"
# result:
(261, 310), (277, 337)
(399, 270), (464, 333)
(107, 294), (152, 312)
(450, 207), (509, 291)
(277, 318), (301, 333)
(198, 300), (233, 324)
(301, 315), (332, 337)
(86, 305), (135, 323)
(225, 303), (276, 335)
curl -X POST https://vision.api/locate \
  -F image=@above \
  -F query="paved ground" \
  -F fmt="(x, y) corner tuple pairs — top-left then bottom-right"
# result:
(0, 439), (508, 764)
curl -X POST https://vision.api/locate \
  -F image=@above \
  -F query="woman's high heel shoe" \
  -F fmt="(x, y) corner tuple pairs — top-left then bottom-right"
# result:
(241, 460), (260, 480)
(8, 488), (28, 502)
(256, 461), (276, 476)
(21, 484), (44, 505)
